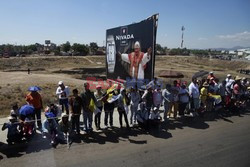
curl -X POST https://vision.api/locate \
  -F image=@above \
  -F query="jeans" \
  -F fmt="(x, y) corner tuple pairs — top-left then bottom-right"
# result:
(59, 98), (69, 115)
(71, 114), (80, 133)
(173, 102), (179, 118)
(104, 110), (114, 126)
(94, 107), (102, 128)
(163, 101), (171, 120)
(34, 108), (42, 128)
(118, 108), (129, 128)
(83, 111), (93, 130)
(130, 104), (138, 124)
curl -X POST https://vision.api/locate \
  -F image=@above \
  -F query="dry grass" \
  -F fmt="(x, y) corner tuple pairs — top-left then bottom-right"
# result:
(0, 55), (249, 117)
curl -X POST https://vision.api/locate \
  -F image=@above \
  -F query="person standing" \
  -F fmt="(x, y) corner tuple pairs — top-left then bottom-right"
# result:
(172, 80), (180, 118)
(162, 84), (173, 121)
(69, 89), (83, 135)
(142, 85), (154, 116)
(200, 82), (209, 110)
(94, 85), (104, 130)
(218, 80), (226, 106)
(81, 83), (96, 132)
(56, 81), (70, 115)
(102, 83), (116, 129)
(129, 86), (141, 125)
(178, 83), (189, 117)
(26, 88), (43, 129)
(114, 88), (130, 129)
(153, 86), (163, 109)
(189, 77), (200, 115)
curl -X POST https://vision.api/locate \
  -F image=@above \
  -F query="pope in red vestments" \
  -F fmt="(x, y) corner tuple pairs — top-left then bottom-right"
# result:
(120, 41), (152, 79)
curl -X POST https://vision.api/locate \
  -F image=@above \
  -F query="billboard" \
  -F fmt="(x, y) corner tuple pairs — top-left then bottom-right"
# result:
(106, 14), (159, 81)
(45, 40), (51, 45)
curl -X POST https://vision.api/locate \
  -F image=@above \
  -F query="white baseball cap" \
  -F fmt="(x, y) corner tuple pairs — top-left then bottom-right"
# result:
(227, 74), (231, 77)
(58, 81), (64, 85)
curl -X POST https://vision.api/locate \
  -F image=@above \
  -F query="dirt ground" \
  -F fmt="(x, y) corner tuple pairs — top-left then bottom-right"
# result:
(0, 55), (249, 116)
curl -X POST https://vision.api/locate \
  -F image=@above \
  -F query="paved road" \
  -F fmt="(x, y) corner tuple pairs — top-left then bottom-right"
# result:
(1, 110), (250, 167)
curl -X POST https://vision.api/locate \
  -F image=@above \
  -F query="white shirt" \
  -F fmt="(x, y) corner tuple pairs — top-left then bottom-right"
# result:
(121, 52), (150, 79)
(188, 82), (200, 99)
(56, 86), (70, 99)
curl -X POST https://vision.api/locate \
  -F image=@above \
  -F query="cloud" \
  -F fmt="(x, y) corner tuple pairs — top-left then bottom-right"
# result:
(217, 31), (250, 41)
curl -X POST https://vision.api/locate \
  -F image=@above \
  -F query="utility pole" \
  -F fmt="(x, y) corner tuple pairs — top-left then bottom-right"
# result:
(181, 26), (185, 48)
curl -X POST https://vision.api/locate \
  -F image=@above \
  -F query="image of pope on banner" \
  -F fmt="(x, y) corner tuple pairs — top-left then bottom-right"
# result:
(119, 41), (152, 79)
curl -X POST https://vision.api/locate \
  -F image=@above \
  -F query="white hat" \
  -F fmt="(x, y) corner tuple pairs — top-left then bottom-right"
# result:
(227, 74), (231, 77)
(153, 107), (158, 111)
(134, 41), (140, 49)
(209, 71), (214, 74)
(58, 81), (64, 85)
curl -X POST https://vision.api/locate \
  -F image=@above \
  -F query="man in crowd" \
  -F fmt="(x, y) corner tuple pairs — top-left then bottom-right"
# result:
(142, 85), (154, 115)
(162, 84), (173, 122)
(103, 83), (116, 129)
(94, 85), (104, 130)
(178, 83), (189, 117)
(172, 80), (180, 118)
(69, 89), (83, 135)
(189, 77), (200, 115)
(56, 81), (70, 115)
(81, 83), (96, 132)
(129, 86), (141, 126)
(26, 88), (43, 129)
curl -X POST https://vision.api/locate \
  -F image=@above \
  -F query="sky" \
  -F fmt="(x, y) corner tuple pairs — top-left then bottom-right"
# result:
(0, 0), (249, 49)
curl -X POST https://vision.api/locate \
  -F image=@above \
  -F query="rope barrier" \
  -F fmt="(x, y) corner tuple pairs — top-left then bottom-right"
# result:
(0, 116), (61, 126)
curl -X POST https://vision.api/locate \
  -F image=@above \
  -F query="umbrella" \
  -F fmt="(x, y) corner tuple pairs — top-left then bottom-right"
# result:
(28, 86), (41, 92)
(19, 105), (35, 116)
(158, 70), (184, 78)
(192, 70), (209, 78)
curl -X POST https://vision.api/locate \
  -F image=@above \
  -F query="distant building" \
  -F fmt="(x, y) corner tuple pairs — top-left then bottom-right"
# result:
(237, 51), (244, 56)
(229, 50), (236, 55)
(245, 55), (250, 61)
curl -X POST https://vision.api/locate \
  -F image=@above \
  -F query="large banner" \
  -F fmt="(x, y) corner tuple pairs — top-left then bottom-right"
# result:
(106, 14), (159, 81)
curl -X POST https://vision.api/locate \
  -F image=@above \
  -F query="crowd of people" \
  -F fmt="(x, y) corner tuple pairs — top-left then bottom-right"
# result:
(2, 72), (250, 147)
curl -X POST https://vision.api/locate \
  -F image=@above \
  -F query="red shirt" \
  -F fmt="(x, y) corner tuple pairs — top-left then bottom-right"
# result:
(233, 84), (239, 95)
(26, 92), (42, 109)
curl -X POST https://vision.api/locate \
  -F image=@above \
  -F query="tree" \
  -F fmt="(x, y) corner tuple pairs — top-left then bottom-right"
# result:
(89, 42), (98, 55)
(72, 43), (89, 56)
(62, 41), (71, 52)
(27, 44), (37, 52)
(156, 44), (167, 55)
